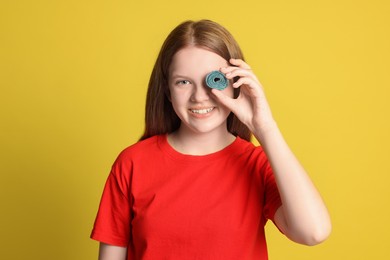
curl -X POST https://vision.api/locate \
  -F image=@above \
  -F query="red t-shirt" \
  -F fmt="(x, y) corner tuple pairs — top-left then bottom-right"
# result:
(91, 135), (282, 259)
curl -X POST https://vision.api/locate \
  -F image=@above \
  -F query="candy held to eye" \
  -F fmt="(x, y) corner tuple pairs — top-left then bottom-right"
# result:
(205, 71), (228, 90)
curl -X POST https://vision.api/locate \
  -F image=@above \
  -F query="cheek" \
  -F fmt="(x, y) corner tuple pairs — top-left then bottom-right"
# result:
(169, 90), (187, 108)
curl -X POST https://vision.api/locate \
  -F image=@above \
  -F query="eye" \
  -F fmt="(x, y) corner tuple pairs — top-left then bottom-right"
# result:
(176, 80), (191, 85)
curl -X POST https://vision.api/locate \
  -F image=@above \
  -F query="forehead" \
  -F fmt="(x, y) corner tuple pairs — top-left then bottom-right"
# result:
(169, 46), (229, 75)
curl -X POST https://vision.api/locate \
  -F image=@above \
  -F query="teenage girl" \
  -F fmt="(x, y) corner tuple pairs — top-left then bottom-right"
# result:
(91, 19), (331, 260)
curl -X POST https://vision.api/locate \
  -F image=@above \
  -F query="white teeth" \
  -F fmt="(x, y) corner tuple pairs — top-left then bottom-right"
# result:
(191, 108), (214, 114)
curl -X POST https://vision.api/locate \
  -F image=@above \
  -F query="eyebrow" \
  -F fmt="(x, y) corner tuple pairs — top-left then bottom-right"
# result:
(170, 74), (190, 80)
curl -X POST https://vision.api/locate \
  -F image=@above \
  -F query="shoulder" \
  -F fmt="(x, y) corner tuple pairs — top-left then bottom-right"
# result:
(107, 135), (164, 182)
(110, 135), (163, 173)
(116, 135), (162, 161)
(233, 137), (271, 173)
(234, 137), (267, 158)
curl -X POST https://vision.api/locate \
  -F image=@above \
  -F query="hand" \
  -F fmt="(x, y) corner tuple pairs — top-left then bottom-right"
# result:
(212, 58), (276, 134)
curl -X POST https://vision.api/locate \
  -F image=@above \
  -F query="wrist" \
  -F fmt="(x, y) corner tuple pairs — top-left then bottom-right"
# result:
(252, 120), (279, 143)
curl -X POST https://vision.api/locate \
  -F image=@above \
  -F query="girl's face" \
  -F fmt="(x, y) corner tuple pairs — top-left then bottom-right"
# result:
(168, 46), (234, 136)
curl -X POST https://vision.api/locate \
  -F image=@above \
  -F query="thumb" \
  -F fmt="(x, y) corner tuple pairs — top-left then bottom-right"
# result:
(211, 88), (236, 111)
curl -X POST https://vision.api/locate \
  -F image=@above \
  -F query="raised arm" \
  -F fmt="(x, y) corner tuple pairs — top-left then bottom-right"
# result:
(253, 122), (331, 245)
(213, 59), (331, 245)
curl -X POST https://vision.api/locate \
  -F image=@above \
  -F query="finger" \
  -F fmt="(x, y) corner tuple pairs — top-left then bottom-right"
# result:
(220, 64), (250, 74)
(229, 58), (251, 69)
(221, 66), (249, 74)
(220, 60), (251, 74)
(220, 66), (240, 75)
(232, 77), (261, 90)
(225, 68), (259, 83)
(211, 88), (236, 110)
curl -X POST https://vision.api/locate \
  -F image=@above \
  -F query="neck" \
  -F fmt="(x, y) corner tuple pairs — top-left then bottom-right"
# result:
(168, 127), (236, 155)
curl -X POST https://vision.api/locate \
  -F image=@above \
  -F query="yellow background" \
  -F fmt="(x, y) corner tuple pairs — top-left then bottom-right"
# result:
(1, 0), (389, 259)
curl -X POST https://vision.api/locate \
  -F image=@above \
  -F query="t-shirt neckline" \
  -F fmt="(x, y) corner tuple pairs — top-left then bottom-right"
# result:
(157, 134), (242, 162)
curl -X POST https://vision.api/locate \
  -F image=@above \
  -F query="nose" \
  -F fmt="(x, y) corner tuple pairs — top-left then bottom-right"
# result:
(191, 83), (211, 102)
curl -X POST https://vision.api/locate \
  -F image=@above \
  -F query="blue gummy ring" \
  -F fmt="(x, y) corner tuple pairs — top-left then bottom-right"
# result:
(205, 71), (228, 90)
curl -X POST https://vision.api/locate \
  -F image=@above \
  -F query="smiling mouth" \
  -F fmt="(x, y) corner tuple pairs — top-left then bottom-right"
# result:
(190, 107), (214, 114)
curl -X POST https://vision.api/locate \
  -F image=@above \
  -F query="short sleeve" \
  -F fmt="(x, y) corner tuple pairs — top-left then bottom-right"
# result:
(90, 153), (133, 247)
